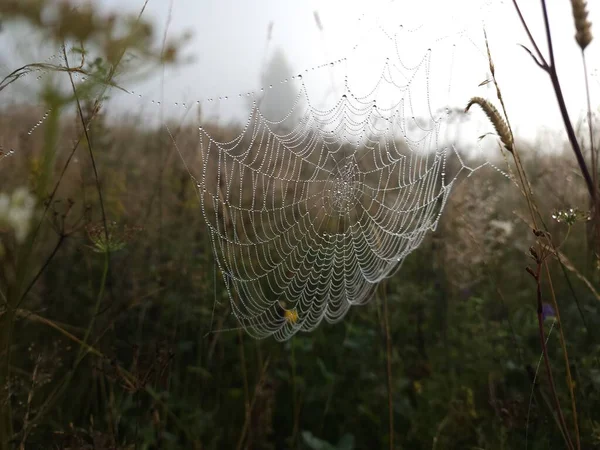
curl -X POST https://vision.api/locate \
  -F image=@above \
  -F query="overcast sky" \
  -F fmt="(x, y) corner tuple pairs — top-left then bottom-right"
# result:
(3, 0), (600, 146)
(108, 0), (599, 141)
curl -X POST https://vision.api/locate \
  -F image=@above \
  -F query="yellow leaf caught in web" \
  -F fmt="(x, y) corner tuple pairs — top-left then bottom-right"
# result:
(284, 308), (299, 324)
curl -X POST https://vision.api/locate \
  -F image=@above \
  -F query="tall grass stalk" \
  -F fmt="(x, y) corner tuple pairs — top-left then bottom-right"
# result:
(382, 281), (394, 450)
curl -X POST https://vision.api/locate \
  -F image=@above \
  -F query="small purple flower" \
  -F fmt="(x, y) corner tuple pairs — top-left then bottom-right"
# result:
(460, 287), (472, 299)
(542, 303), (555, 320)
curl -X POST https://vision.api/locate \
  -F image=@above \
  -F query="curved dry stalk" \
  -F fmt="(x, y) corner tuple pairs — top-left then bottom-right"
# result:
(540, 242), (600, 302)
(465, 97), (513, 152)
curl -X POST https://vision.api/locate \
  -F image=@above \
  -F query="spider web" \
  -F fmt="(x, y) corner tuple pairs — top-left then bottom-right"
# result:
(0, 0), (503, 340)
(194, 4), (494, 340)
(200, 100), (456, 340)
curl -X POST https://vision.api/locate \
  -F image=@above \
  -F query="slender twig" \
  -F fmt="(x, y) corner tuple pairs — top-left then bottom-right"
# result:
(381, 281), (394, 450)
(235, 357), (271, 450)
(63, 47), (113, 366)
(18, 356), (39, 449)
(581, 53), (599, 262)
(527, 262), (574, 450)
(582, 54), (596, 193)
(544, 261), (580, 450)
(510, 0), (549, 69)
(432, 415), (450, 450)
(542, 8), (595, 204)
(156, 0), (175, 271)
(238, 328), (251, 447)
(290, 336), (300, 449)
(525, 320), (561, 450)
(517, 44), (546, 70)
(14, 309), (103, 358)
(0, 63), (124, 93)
(15, 234), (66, 309)
(539, 1), (555, 67)
(63, 45), (111, 272)
(512, 0), (595, 202)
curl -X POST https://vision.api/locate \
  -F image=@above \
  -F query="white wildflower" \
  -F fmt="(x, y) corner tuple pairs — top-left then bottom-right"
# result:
(489, 219), (513, 236)
(11, 187), (36, 211)
(8, 208), (34, 242)
(0, 187), (37, 244)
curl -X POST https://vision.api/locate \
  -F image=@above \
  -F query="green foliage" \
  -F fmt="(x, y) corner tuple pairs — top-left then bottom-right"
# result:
(302, 431), (355, 450)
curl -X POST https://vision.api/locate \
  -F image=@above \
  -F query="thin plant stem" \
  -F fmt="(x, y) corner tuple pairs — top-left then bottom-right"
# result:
(582, 54), (596, 194)
(545, 63), (596, 206)
(290, 336), (300, 449)
(18, 357), (39, 449)
(544, 261), (580, 450)
(15, 234), (66, 310)
(483, 30), (540, 229)
(235, 357), (271, 450)
(432, 415), (450, 450)
(510, 0), (548, 68)
(63, 45), (112, 292)
(238, 328), (251, 447)
(382, 281), (394, 450)
(63, 48), (112, 366)
(525, 320), (568, 450)
(581, 53), (599, 262)
(77, 255), (109, 363)
(528, 263), (574, 450)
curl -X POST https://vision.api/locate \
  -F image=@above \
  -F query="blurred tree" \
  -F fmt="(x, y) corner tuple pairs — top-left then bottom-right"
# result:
(258, 47), (301, 125)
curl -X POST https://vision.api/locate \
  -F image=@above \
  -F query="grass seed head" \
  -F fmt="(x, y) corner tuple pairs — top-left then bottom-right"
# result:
(572, 0), (593, 50)
(465, 97), (513, 152)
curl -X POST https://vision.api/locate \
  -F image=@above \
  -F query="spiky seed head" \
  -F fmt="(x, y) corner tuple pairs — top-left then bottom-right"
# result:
(465, 97), (513, 153)
(572, 0), (593, 50)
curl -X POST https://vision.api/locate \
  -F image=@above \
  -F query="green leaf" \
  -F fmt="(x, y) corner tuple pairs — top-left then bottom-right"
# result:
(187, 366), (212, 379)
(301, 431), (337, 450)
(336, 434), (355, 450)
(317, 357), (335, 383)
